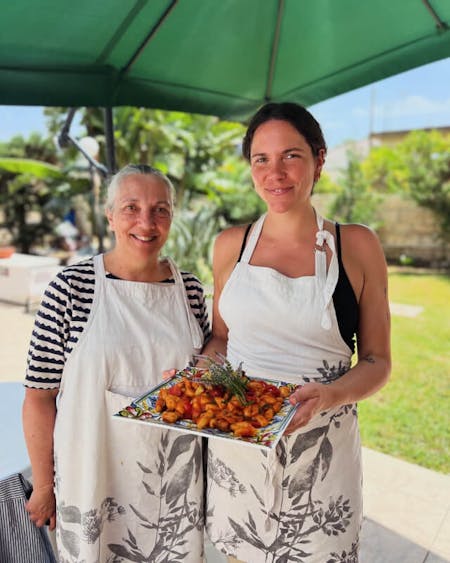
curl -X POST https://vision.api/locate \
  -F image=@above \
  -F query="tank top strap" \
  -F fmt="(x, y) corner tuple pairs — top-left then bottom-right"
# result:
(335, 222), (343, 265)
(240, 213), (267, 264)
(237, 223), (253, 263)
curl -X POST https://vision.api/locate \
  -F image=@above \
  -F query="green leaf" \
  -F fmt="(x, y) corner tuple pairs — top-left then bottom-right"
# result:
(0, 157), (63, 179)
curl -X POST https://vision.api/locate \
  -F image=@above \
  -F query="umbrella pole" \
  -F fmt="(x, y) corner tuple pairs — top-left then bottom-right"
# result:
(103, 107), (116, 176)
(57, 107), (110, 254)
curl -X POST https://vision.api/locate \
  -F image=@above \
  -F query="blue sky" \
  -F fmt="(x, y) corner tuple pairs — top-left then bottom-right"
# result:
(0, 57), (449, 149)
(310, 57), (450, 147)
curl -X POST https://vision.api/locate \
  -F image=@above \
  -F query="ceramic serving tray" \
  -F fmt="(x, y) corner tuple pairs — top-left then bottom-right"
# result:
(113, 368), (298, 450)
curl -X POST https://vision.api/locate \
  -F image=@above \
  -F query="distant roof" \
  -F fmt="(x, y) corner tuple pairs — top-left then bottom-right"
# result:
(371, 125), (450, 140)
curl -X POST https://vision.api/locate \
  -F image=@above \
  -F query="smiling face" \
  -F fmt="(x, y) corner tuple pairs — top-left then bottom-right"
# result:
(250, 119), (325, 214)
(106, 173), (173, 260)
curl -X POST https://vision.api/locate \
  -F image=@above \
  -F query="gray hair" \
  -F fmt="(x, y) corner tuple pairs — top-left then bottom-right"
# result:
(105, 164), (176, 211)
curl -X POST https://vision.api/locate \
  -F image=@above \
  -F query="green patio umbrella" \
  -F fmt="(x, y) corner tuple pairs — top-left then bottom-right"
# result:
(1, 0), (449, 121)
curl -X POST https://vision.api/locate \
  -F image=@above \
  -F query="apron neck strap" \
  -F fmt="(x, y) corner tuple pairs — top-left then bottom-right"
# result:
(165, 257), (204, 350)
(314, 210), (339, 330)
(315, 208), (324, 231)
(94, 254), (106, 282)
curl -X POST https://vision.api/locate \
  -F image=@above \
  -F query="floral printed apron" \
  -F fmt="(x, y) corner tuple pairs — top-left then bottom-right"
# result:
(207, 213), (362, 563)
(53, 255), (204, 563)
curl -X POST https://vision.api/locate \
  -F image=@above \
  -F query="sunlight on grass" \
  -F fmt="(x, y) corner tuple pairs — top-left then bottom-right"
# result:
(359, 270), (450, 474)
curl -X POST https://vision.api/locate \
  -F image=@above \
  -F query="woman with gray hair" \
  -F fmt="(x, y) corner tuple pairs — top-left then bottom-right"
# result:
(23, 164), (210, 562)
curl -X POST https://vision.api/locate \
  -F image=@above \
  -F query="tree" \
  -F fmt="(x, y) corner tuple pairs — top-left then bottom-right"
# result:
(0, 156), (88, 253)
(314, 171), (341, 195)
(362, 145), (408, 194)
(164, 203), (219, 285)
(0, 133), (58, 164)
(397, 130), (450, 243)
(0, 131), (92, 253)
(329, 151), (382, 228)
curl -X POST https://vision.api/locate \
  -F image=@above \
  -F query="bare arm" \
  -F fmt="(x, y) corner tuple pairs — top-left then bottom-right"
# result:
(287, 225), (391, 432)
(22, 387), (59, 529)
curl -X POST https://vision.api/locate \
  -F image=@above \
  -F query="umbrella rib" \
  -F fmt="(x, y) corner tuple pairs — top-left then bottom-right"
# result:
(421, 0), (449, 30)
(265, 0), (285, 101)
(125, 75), (258, 103)
(96, 0), (151, 65)
(120, 0), (179, 76)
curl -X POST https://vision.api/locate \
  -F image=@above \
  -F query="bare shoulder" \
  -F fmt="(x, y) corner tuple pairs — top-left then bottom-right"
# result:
(213, 223), (252, 283)
(216, 224), (250, 245)
(339, 223), (385, 261)
(214, 224), (250, 261)
(338, 223), (387, 300)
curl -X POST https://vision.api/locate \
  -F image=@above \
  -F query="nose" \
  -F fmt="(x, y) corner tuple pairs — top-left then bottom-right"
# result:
(139, 209), (157, 227)
(267, 158), (286, 178)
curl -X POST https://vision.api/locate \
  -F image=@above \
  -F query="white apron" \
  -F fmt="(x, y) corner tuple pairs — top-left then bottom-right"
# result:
(53, 254), (204, 563)
(207, 213), (362, 563)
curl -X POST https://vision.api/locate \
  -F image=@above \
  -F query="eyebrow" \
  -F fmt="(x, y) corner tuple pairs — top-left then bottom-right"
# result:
(119, 197), (171, 205)
(250, 147), (305, 159)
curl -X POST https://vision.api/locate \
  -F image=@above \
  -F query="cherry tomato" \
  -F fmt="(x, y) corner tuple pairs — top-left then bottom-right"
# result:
(182, 399), (193, 419)
(169, 384), (182, 396)
(265, 384), (280, 396)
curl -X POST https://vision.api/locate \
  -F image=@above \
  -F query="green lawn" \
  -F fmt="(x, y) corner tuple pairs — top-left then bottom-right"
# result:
(358, 269), (450, 474)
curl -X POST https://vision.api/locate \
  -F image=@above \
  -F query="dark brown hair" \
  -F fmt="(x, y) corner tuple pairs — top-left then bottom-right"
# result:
(242, 102), (327, 161)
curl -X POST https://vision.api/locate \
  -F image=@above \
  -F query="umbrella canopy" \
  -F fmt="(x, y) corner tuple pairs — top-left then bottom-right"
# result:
(1, 0), (449, 120)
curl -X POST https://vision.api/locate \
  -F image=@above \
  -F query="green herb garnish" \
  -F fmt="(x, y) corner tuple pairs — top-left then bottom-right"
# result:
(193, 353), (248, 405)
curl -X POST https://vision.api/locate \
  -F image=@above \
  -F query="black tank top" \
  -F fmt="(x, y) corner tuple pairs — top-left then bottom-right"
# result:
(333, 223), (358, 352)
(237, 222), (358, 353)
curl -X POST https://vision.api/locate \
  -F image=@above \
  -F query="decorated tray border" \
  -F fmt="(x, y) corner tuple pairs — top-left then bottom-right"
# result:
(113, 368), (298, 450)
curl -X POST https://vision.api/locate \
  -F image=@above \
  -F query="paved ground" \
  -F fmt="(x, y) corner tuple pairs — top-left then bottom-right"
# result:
(1, 300), (449, 562)
(0, 301), (34, 384)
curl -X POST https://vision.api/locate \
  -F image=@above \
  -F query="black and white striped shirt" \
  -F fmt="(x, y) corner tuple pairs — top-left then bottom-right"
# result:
(25, 258), (211, 390)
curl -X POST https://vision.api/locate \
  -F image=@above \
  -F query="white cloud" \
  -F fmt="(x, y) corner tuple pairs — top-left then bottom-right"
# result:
(379, 96), (450, 118)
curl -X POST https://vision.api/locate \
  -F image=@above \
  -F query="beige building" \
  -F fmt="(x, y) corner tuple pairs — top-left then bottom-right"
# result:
(370, 125), (450, 146)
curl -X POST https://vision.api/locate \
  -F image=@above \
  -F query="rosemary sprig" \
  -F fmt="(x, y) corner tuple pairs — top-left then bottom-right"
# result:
(192, 353), (248, 404)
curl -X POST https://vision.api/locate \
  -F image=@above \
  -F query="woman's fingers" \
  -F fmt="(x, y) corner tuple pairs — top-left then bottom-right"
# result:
(48, 513), (57, 531)
(25, 487), (56, 528)
(162, 368), (177, 380)
(285, 407), (309, 434)
(285, 383), (325, 434)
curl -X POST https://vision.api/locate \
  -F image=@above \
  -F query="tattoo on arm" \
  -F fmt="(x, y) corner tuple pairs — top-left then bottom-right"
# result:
(363, 355), (375, 364)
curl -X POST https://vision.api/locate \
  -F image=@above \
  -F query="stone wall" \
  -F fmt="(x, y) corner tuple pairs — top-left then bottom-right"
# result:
(313, 193), (449, 267)
(376, 195), (449, 266)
